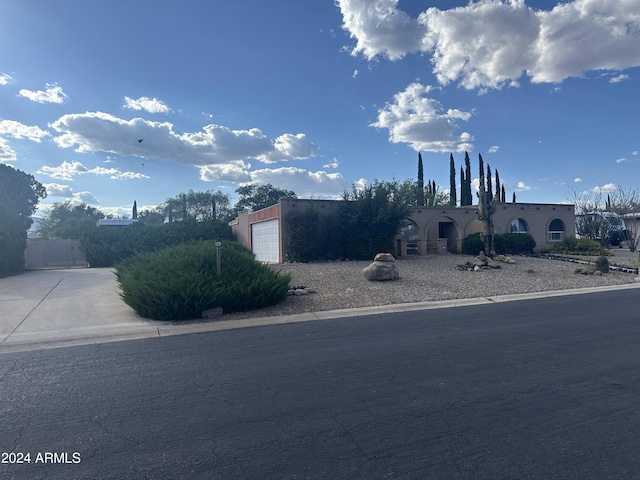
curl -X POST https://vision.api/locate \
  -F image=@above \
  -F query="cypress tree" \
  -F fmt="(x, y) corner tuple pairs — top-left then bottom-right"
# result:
(417, 152), (425, 206)
(487, 164), (493, 203)
(502, 185), (506, 203)
(495, 169), (501, 202)
(464, 151), (472, 206)
(460, 167), (466, 206)
(449, 153), (457, 206)
(512, 192), (516, 203)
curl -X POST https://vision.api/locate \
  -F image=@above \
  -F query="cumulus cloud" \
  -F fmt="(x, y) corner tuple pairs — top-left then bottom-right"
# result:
(42, 183), (99, 204)
(488, 145), (500, 153)
(592, 183), (617, 193)
(615, 157), (628, 163)
(323, 158), (340, 169)
(0, 73), (11, 85)
(37, 160), (149, 181)
(516, 181), (532, 191)
(610, 74), (630, 84)
(123, 96), (171, 113)
(574, 177), (583, 183)
(0, 138), (16, 161)
(246, 167), (350, 199)
(371, 82), (473, 152)
(338, 0), (640, 89)
(199, 162), (253, 183)
(0, 120), (49, 142)
(19, 83), (67, 103)
(50, 111), (318, 170)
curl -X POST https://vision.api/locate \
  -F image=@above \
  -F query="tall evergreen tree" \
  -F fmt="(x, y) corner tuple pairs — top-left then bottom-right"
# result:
(449, 153), (457, 206)
(495, 169), (501, 202)
(417, 152), (425, 206)
(132, 200), (138, 219)
(513, 192), (517, 203)
(460, 167), (466, 206)
(486, 164), (493, 203)
(502, 185), (506, 203)
(464, 151), (472, 206)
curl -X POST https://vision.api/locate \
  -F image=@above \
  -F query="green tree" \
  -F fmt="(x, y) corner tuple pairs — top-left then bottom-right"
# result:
(338, 180), (409, 259)
(486, 164), (493, 203)
(234, 183), (297, 212)
(0, 164), (46, 275)
(449, 153), (457, 206)
(38, 202), (104, 239)
(162, 190), (232, 222)
(495, 169), (501, 202)
(463, 151), (472, 206)
(417, 152), (425, 206)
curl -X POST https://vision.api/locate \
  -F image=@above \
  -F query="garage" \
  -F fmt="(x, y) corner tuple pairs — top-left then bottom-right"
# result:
(251, 219), (279, 263)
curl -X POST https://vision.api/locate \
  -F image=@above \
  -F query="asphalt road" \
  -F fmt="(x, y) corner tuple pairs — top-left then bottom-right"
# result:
(1, 289), (639, 479)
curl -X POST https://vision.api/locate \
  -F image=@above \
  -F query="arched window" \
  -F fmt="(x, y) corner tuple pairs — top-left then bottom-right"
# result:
(509, 218), (528, 234)
(548, 219), (566, 241)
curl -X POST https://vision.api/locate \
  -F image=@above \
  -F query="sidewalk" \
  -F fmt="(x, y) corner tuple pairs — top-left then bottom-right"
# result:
(2, 267), (640, 354)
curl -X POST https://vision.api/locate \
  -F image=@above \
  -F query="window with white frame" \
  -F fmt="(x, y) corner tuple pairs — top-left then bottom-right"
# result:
(547, 219), (565, 241)
(509, 218), (528, 234)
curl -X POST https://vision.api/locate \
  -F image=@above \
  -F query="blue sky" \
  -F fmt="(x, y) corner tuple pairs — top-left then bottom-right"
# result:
(1, 0), (639, 218)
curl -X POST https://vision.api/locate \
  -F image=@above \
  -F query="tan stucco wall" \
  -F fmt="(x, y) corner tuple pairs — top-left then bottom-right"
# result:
(231, 199), (576, 262)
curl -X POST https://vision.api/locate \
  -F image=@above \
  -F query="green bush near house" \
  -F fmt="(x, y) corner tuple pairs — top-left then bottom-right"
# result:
(549, 236), (609, 256)
(115, 241), (291, 321)
(462, 232), (536, 255)
(81, 220), (235, 267)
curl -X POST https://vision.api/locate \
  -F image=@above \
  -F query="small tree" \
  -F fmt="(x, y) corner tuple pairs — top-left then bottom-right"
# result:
(234, 183), (297, 213)
(417, 153), (425, 206)
(38, 202), (104, 239)
(449, 153), (457, 206)
(0, 164), (46, 275)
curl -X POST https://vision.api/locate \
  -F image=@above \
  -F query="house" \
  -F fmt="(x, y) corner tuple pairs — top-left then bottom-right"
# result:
(229, 198), (575, 263)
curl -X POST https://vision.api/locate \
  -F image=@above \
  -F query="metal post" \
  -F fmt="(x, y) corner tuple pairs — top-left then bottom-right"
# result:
(215, 239), (222, 276)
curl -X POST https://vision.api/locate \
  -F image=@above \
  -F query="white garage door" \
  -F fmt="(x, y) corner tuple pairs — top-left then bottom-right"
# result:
(251, 219), (279, 263)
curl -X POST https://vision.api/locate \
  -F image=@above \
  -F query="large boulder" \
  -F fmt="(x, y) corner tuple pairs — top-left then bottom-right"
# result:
(363, 260), (400, 281)
(374, 252), (396, 262)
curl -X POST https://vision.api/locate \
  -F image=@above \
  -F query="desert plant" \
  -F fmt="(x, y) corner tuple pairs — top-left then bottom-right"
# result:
(115, 241), (291, 320)
(549, 236), (609, 256)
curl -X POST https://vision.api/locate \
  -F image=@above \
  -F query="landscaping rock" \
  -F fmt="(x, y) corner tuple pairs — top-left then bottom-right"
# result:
(374, 252), (396, 262)
(595, 256), (610, 273)
(363, 261), (399, 281)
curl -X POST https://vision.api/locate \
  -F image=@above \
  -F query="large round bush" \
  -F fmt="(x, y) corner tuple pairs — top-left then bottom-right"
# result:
(115, 241), (291, 320)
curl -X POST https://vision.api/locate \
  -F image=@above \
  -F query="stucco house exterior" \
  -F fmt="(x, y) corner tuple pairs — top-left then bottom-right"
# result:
(229, 198), (575, 263)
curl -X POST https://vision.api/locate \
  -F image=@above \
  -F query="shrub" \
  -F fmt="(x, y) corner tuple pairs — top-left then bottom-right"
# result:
(463, 232), (536, 255)
(494, 233), (536, 255)
(462, 233), (484, 255)
(115, 241), (291, 320)
(549, 236), (609, 256)
(81, 220), (235, 267)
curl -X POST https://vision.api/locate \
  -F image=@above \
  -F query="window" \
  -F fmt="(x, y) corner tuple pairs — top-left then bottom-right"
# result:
(400, 223), (418, 255)
(548, 219), (565, 242)
(509, 218), (528, 234)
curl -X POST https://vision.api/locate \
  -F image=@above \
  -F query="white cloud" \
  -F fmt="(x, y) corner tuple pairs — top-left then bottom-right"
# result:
(50, 112), (318, 172)
(574, 177), (583, 183)
(610, 74), (630, 84)
(592, 183), (617, 193)
(199, 162), (252, 183)
(516, 181), (532, 191)
(258, 133), (319, 163)
(323, 158), (340, 169)
(37, 160), (148, 181)
(0, 73), (11, 85)
(338, 0), (640, 89)
(0, 137), (16, 161)
(352, 69), (359, 78)
(615, 157), (628, 163)
(632, 150), (639, 156)
(42, 183), (99, 205)
(248, 167), (350, 199)
(371, 82), (473, 152)
(0, 120), (49, 142)
(337, 0), (428, 60)
(19, 83), (67, 103)
(123, 96), (171, 113)
(488, 145), (500, 153)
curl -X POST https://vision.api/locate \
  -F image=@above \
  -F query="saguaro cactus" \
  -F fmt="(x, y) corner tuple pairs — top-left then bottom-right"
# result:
(476, 154), (496, 255)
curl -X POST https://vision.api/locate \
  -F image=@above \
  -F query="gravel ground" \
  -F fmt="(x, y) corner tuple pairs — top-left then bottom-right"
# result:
(219, 249), (640, 321)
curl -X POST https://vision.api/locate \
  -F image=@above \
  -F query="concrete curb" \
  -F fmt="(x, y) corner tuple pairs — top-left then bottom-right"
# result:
(3, 283), (640, 354)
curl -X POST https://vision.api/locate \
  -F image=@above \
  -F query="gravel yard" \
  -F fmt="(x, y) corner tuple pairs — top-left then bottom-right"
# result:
(219, 249), (640, 321)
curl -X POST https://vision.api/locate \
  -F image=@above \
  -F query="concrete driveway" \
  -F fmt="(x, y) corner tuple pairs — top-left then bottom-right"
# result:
(0, 268), (160, 351)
